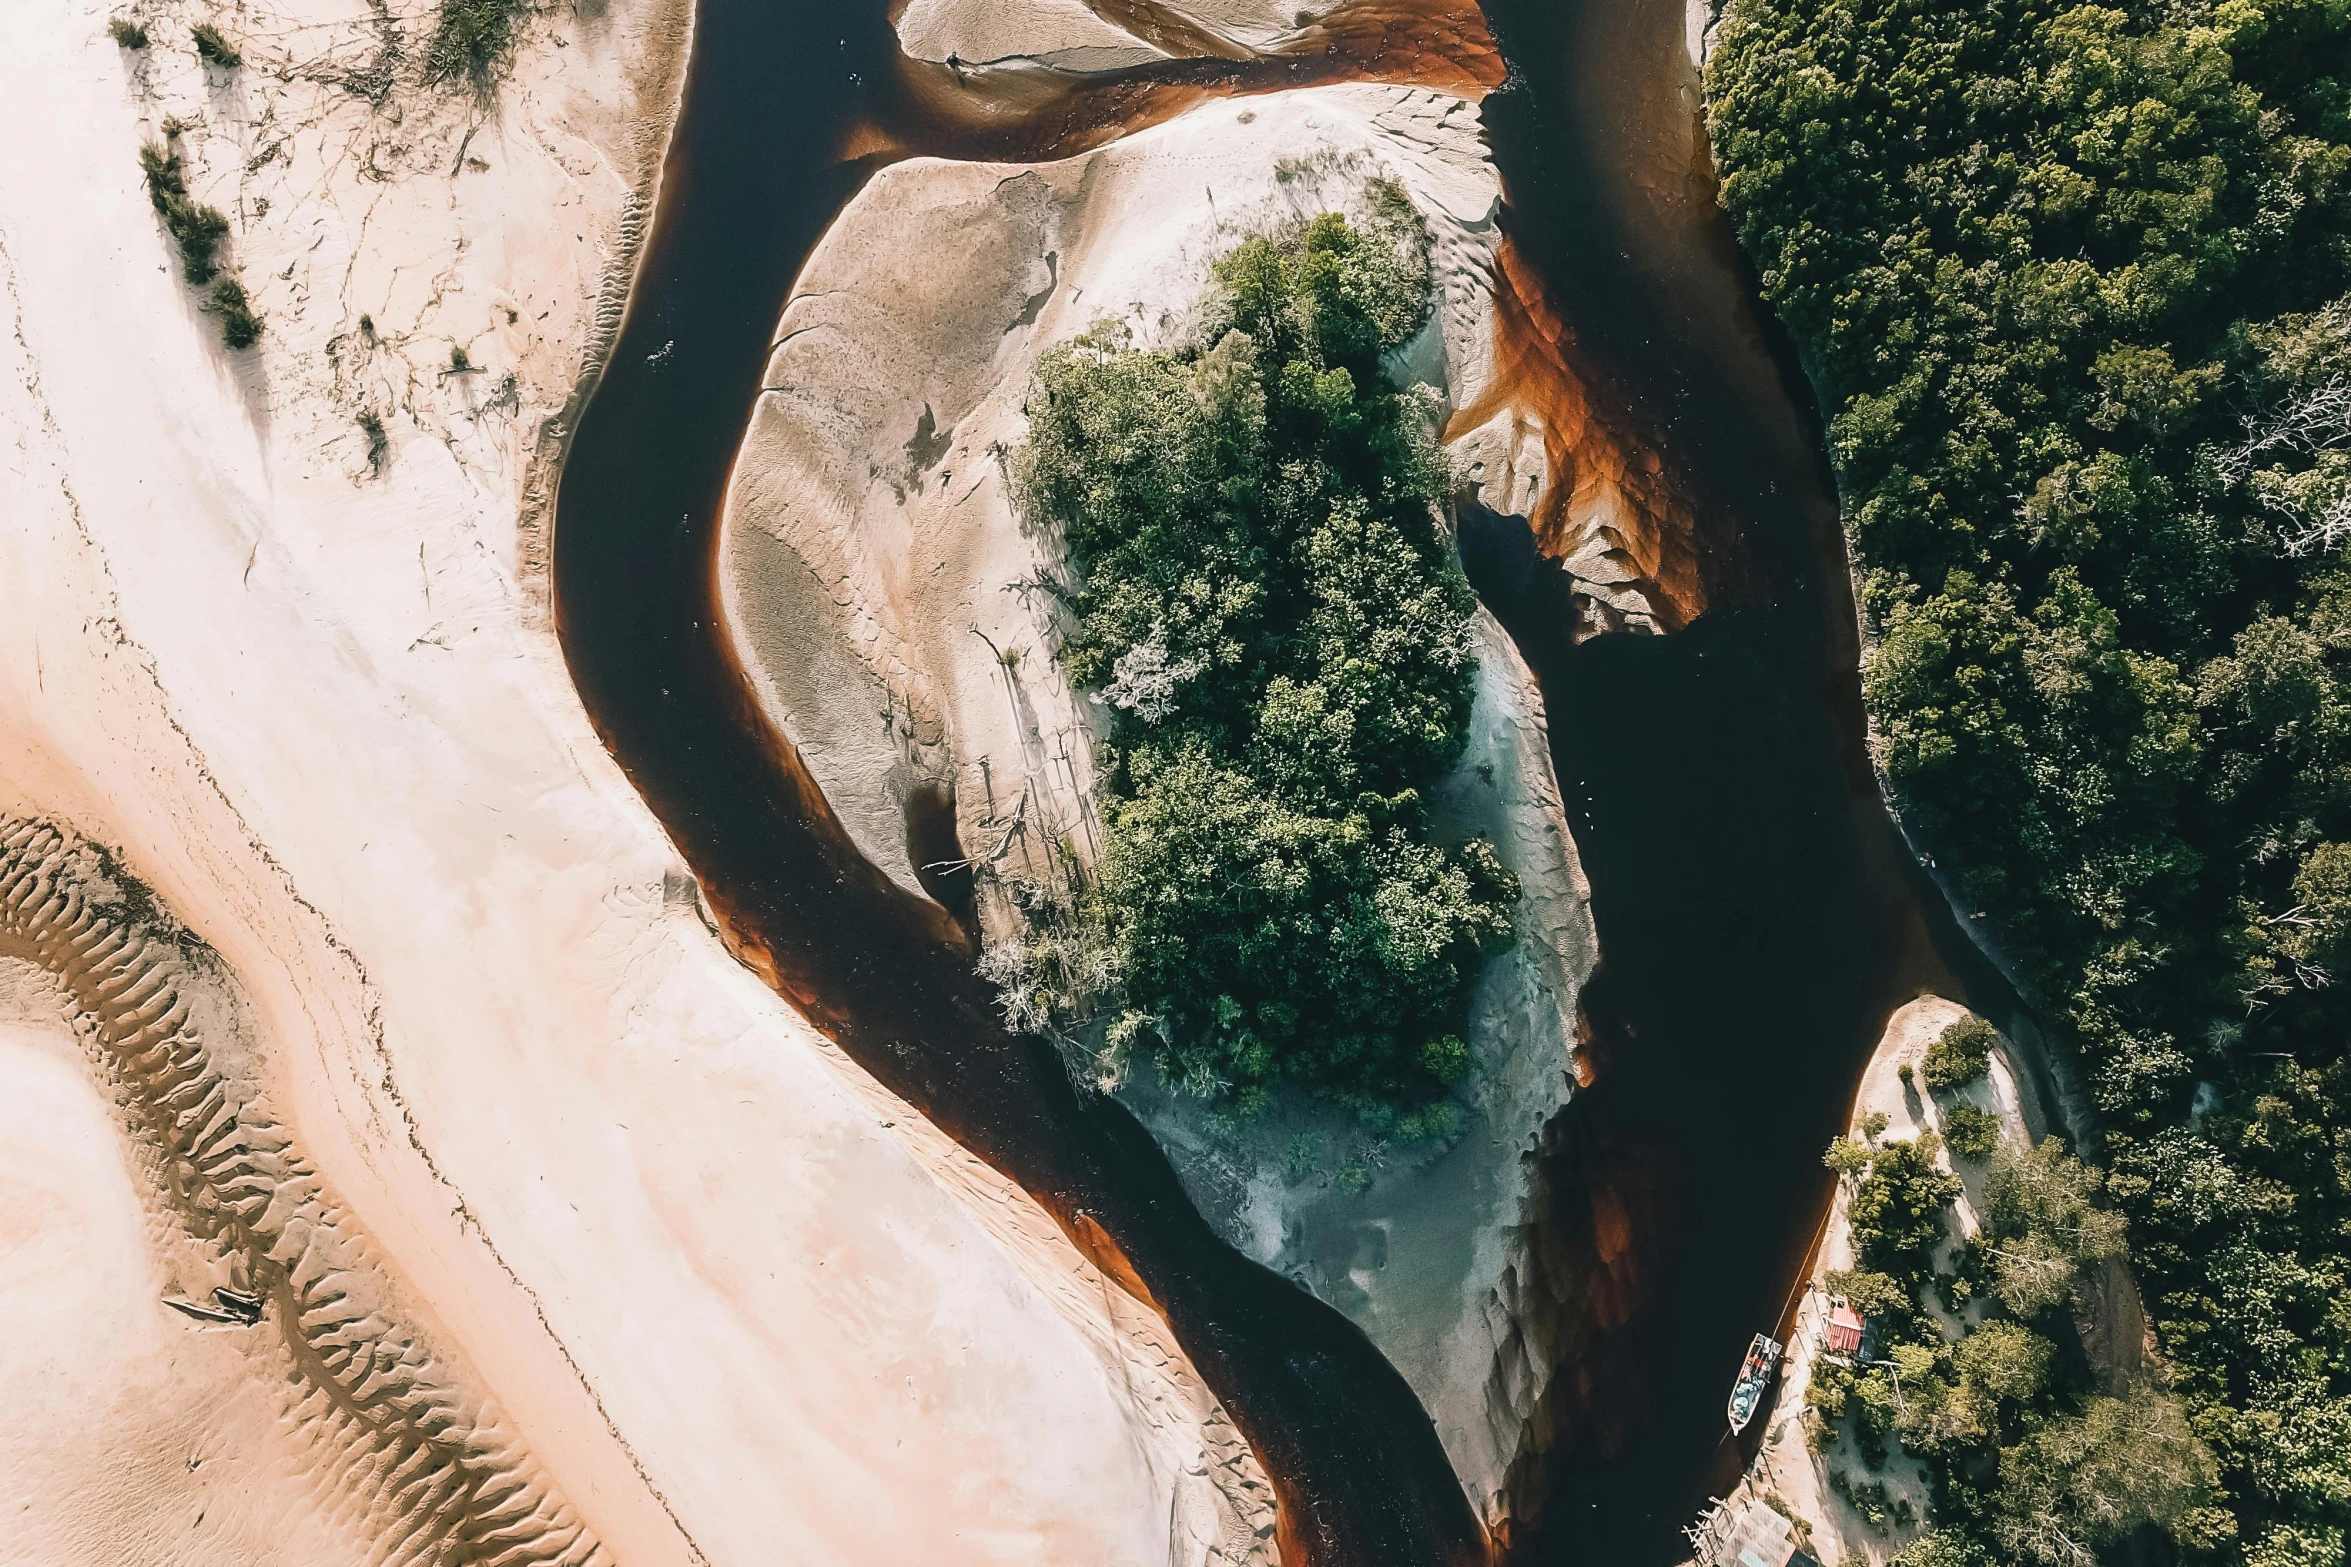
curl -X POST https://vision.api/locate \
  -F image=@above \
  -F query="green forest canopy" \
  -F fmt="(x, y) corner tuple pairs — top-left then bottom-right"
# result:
(1002, 198), (1516, 1126)
(1710, 0), (2351, 1559)
(1814, 1106), (2193, 1565)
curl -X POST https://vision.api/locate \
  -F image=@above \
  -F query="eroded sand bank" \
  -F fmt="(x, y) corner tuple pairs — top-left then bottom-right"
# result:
(0, 2), (1274, 1561)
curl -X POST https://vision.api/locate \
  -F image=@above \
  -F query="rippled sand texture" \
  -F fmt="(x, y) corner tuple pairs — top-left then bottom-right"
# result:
(0, 820), (602, 1567)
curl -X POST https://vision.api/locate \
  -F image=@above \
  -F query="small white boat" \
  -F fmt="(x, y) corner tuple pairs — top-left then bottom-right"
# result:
(1727, 1332), (1782, 1434)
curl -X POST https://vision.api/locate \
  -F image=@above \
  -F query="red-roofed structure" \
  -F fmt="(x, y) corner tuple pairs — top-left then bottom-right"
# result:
(1825, 1297), (1866, 1358)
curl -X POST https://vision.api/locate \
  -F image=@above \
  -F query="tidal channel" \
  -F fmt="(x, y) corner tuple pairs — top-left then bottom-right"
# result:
(1469, 0), (2038, 1557)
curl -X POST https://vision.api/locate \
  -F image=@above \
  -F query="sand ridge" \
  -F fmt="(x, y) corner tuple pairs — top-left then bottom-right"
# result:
(0, 993), (364, 1567)
(0, 820), (606, 1566)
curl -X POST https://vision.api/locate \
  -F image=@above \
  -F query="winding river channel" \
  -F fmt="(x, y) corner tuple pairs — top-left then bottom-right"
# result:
(549, 0), (2029, 1560)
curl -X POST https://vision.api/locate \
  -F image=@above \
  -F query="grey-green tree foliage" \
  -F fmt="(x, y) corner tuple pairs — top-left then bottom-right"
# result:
(1986, 1137), (2129, 1317)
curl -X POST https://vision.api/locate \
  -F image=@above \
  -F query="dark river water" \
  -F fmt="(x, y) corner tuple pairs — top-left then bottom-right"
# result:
(551, 2), (1494, 1562)
(1469, 1), (2036, 1556)
(549, 0), (2020, 1561)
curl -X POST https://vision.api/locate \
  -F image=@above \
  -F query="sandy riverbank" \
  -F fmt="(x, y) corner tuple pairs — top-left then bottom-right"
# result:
(0, 3), (1276, 1561)
(1709, 997), (2042, 1565)
(712, 76), (1670, 1521)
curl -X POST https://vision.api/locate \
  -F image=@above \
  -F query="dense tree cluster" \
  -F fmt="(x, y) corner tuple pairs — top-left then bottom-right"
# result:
(1711, 0), (2351, 1556)
(1006, 200), (1515, 1121)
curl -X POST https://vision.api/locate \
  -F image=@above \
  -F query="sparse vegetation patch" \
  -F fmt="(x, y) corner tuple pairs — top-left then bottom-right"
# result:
(139, 143), (228, 284)
(109, 17), (149, 49)
(358, 410), (389, 474)
(139, 142), (257, 349)
(1807, 1125), (2212, 1564)
(425, 0), (530, 89)
(205, 276), (261, 349)
(189, 21), (239, 67)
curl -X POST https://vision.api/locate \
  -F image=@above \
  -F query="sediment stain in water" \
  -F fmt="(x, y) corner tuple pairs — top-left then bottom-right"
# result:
(551, 0), (1505, 1560)
(1442, 237), (1728, 633)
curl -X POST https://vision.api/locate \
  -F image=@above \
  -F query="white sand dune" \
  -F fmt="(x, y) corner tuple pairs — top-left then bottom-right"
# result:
(0, 2), (1272, 1562)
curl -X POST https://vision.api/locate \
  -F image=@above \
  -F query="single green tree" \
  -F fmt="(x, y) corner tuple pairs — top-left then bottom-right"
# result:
(1922, 1016), (1999, 1091)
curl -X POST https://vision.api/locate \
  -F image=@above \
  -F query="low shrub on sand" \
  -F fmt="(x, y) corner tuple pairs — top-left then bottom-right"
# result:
(190, 21), (239, 67)
(139, 143), (258, 349)
(1922, 1016), (1997, 1092)
(1941, 1103), (2000, 1162)
(426, 0), (530, 88)
(206, 276), (262, 349)
(139, 143), (228, 283)
(358, 409), (389, 473)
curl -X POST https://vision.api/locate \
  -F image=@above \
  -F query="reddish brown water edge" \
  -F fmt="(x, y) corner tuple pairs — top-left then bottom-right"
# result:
(1462, 0), (2030, 1559)
(550, 2), (1506, 1562)
(548, 0), (2032, 1559)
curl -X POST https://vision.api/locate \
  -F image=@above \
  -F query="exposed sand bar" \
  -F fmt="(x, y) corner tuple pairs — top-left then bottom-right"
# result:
(715, 83), (1616, 1523)
(0, 2), (1271, 1560)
